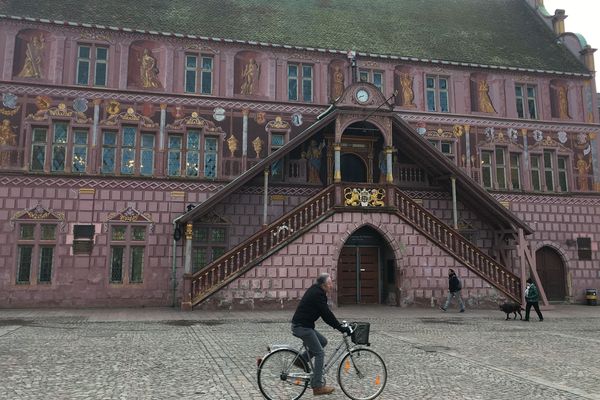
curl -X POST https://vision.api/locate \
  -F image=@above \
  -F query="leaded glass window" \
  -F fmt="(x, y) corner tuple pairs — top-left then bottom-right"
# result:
(140, 133), (154, 176)
(167, 135), (182, 176)
(495, 148), (506, 189)
(186, 131), (200, 177)
(76, 44), (108, 87)
(510, 153), (521, 190)
(110, 246), (124, 283)
(31, 128), (47, 171)
(358, 69), (383, 92)
(531, 155), (541, 191)
(558, 156), (568, 192)
(204, 137), (217, 178)
(201, 56), (213, 94)
(17, 246), (32, 284)
(184, 55), (213, 94)
(426, 75), (449, 112)
(132, 226), (146, 241)
(544, 150), (554, 191)
(481, 151), (493, 189)
(111, 226), (126, 241)
(20, 224), (34, 240)
(94, 47), (108, 86)
(121, 127), (136, 175)
(51, 122), (68, 172)
(72, 130), (88, 173)
(41, 225), (56, 240)
(191, 225), (228, 273)
(515, 84), (537, 119)
(302, 65), (313, 102)
(288, 64), (298, 101)
(185, 55), (197, 93)
(130, 246), (144, 283)
(38, 246), (53, 283)
(193, 227), (209, 241)
(101, 131), (117, 173)
(192, 247), (207, 273)
(76, 45), (90, 85)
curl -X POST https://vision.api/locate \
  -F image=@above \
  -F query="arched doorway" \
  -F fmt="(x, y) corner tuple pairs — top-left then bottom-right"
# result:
(535, 246), (566, 301)
(340, 154), (366, 182)
(337, 226), (395, 305)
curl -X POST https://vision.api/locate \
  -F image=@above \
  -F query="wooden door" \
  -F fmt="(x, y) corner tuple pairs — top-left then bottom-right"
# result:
(337, 246), (379, 304)
(535, 246), (566, 301)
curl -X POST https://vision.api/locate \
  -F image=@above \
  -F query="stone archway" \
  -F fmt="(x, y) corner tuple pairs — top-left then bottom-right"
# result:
(535, 246), (566, 301)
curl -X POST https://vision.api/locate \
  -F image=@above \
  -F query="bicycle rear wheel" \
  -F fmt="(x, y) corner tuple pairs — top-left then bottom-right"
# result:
(257, 348), (309, 400)
(337, 348), (387, 400)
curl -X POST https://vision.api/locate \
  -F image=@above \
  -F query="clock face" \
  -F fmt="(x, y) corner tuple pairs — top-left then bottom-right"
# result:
(356, 89), (369, 103)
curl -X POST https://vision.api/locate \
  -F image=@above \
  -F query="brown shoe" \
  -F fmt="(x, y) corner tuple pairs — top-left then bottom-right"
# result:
(313, 385), (335, 396)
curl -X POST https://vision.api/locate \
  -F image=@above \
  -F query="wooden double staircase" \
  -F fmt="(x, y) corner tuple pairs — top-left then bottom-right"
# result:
(184, 184), (521, 308)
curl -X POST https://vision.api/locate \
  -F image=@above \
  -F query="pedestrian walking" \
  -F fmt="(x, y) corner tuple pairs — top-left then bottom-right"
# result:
(441, 268), (465, 312)
(524, 277), (544, 321)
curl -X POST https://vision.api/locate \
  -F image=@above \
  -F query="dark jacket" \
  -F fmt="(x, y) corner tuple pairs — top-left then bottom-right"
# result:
(292, 284), (343, 332)
(448, 273), (461, 293)
(525, 283), (540, 302)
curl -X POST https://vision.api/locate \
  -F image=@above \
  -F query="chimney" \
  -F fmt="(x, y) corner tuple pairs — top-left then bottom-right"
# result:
(552, 9), (567, 35)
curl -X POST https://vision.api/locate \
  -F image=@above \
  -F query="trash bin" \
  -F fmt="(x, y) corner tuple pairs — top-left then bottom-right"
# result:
(585, 289), (597, 306)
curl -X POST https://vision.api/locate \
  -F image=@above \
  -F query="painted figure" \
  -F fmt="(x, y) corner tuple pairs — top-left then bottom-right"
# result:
(304, 139), (325, 184)
(332, 66), (345, 99)
(17, 35), (44, 78)
(241, 58), (260, 95)
(140, 49), (161, 88)
(576, 154), (590, 191)
(478, 80), (496, 113)
(558, 86), (570, 119)
(0, 119), (17, 166)
(400, 73), (415, 106)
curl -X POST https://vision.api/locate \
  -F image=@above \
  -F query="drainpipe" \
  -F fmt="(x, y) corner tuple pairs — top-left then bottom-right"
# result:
(451, 176), (458, 229)
(171, 221), (178, 307)
(263, 167), (269, 226)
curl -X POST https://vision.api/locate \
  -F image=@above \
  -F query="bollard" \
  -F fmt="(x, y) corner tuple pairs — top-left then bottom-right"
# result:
(585, 289), (597, 306)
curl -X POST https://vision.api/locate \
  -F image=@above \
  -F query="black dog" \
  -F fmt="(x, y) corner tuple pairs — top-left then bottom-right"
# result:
(499, 302), (524, 320)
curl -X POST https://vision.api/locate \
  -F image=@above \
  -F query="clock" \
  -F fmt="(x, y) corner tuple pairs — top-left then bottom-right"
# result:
(355, 89), (370, 103)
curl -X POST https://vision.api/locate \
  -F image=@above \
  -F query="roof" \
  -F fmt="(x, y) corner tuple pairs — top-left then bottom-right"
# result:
(175, 103), (533, 235)
(0, 0), (589, 75)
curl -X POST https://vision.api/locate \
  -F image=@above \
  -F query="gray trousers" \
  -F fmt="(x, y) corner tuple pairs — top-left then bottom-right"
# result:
(291, 324), (328, 388)
(443, 290), (465, 311)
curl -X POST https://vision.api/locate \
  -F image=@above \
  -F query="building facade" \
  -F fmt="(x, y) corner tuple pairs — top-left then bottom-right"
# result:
(0, 0), (598, 309)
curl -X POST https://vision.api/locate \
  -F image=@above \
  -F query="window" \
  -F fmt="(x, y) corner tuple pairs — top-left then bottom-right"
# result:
(184, 54), (213, 94)
(51, 122), (68, 172)
(30, 128), (47, 171)
(543, 150), (554, 191)
(426, 75), (449, 112)
(577, 237), (592, 260)
(72, 130), (88, 173)
(530, 155), (541, 191)
(191, 226), (228, 273)
(101, 127), (155, 176)
(76, 44), (108, 86)
(288, 64), (313, 102)
(270, 133), (285, 181)
(515, 84), (537, 119)
(510, 153), (521, 190)
(167, 135), (182, 176)
(557, 156), (569, 192)
(73, 224), (95, 255)
(495, 148), (507, 189)
(109, 225), (146, 284)
(186, 130), (200, 177)
(204, 137), (218, 178)
(16, 223), (56, 284)
(481, 150), (493, 189)
(427, 140), (454, 161)
(359, 69), (384, 92)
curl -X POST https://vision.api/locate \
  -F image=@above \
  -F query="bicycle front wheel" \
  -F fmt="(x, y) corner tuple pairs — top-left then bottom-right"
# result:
(337, 348), (387, 400)
(257, 349), (309, 400)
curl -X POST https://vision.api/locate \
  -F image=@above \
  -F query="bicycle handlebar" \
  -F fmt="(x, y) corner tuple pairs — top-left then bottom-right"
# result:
(341, 320), (354, 335)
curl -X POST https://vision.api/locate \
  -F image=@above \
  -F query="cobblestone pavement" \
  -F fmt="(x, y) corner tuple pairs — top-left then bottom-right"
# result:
(1, 305), (599, 400)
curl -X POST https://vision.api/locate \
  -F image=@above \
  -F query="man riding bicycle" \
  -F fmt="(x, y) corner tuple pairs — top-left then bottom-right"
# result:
(291, 272), (352, 396)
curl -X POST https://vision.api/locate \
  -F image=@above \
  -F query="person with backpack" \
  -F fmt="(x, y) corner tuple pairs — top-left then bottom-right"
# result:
(524, 277), (544, 321)
(441, 268), (465, 312)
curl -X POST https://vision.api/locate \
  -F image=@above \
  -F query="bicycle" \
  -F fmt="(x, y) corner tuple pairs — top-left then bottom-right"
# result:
(257, 321), (387, 400)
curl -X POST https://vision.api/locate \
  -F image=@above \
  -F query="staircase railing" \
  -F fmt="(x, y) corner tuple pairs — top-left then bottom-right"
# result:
(392, 187), (521, 302)
(187, 185), (336, 307)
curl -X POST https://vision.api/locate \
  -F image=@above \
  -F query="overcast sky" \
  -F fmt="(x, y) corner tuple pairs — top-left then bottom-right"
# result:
(543, 0), (599, 89)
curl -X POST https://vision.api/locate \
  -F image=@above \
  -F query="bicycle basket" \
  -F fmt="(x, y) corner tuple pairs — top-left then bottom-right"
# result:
(351, 322), (370, 345)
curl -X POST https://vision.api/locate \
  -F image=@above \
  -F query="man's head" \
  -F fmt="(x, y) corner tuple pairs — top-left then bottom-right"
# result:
(526, 278), (533, 285)
(316, 273), (333, 293)
(448, 269), (455, 276)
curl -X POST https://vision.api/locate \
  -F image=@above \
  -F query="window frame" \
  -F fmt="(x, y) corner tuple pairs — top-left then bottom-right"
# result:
(191, 224), (229, 273)
(426, 75), (450, 112)
(287, 63), (314, 102)
(75, 43), (109, 87)
(108, 224), (148, 285)
(101, 126), (156, 177)
(29, 123), (91, 174)
(15, 222), (57, 285)
(184, 53), (214, 95)
(515, 83), (538, 119)
(358, 69), (384, 92)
